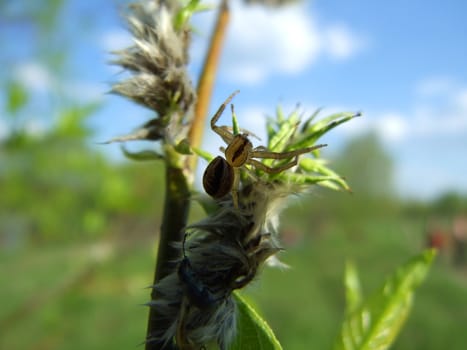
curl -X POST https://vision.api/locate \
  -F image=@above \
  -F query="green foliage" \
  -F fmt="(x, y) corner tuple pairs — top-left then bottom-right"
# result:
(334, 132), (394, 198)
(6, 80), (29, 115)
(333, 249), (436, 350)
(230, 293), (283, 350)
(262, 107), (358, 191)
(0, 102), (164, 242)
(174, 0), (210, 31)
(344, 261), (363, 315)
(193, 105), (357, 193)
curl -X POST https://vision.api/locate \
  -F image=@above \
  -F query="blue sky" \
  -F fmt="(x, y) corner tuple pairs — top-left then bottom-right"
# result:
(2, 0), (467, 200)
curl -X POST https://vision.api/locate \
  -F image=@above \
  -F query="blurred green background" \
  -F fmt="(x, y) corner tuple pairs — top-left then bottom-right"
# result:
(1, 1), (467, 349)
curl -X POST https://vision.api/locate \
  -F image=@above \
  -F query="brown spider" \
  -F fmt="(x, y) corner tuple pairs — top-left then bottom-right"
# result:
(202, 91), (326, 208)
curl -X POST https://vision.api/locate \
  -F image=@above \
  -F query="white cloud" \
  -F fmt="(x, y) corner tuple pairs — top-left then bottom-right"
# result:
(342, 79), (467, 143)
(197, 1), (365, 85)
(13, 61), (105, 103)
(222, 2), (320, 84)
(454, 88), (467, 111)
(415, 76), (456, 97)
(324, 24), (365, 60)
(14, 62), (53, 92)
(63, 81), (106, 103)
(374, 113), (409, 142)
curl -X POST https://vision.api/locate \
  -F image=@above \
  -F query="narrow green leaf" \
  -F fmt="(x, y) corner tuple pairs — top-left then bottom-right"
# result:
(232, 104), (240, 136)
(230, 293), (282, 350)
(265, 115), (276, 141)
(191, 147), (215, 162)
(334, 249), (436, 350)
(120, 146), (164, 161)
(284, 173), (347, 190)
(299, 158), (351, 191)
(276, 105), (285, 124)
(300, 108), (323, 133)
(267, 112), (299, 153)
(345, 261), (363, 315)
(291, 112), (360, 150)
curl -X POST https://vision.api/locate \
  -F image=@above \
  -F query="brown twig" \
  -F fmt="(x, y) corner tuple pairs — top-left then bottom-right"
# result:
(187, 0), (230, 173)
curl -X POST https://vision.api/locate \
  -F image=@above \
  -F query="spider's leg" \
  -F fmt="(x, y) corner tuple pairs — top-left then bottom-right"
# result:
(248, 157), (298, 174)
(217, 126), (235, 145)
(211, 91), (240, 142)
(250, 143), (327, 160)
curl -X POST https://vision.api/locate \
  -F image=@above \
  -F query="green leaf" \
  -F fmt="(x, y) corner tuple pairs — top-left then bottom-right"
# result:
(291, 112), (360, 150)
(300, 108), (323, 133)
(7, 81), (28, 115)
(174, 138), (192, 155)
(120, 146), (164, 161)
(299, 158), (351, 191)
(232, 104), (240, 136)
(333, 249), (436, 350)
(174, 0), (209, 31)
(345, 261), (363, 315)
(230, 293), (282, 350)
(267, 111), (299, 153)
(192, 147), (215, 162)
(283, 173), (347, 190)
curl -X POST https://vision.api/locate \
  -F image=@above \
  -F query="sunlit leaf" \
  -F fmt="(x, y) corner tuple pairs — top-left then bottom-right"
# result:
(230, 293), (282, 350)
(232, 104), (240, 136)
(299, 158), (351, 191)
(192, 147), (215, 163)
(266, 110), (299, 154)
(300, 107), (323, 133)
(174, 0), (210, 31)
(345, 261), (363, 315)
(333, 249), (436, 350)
(284, 173), (347, 190)
(291, 112), (360, 150)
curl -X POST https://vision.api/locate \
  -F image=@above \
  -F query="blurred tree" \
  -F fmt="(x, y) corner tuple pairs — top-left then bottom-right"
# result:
(295, 132), (397, 234)
(0, 0), (165, 246)
(335, 132), (394, 199)
(431, 191), (467, 217)
(0, 104), (164, 244)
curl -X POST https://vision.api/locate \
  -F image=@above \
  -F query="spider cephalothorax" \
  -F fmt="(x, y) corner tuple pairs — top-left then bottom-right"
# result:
(202, 91), (327, 208)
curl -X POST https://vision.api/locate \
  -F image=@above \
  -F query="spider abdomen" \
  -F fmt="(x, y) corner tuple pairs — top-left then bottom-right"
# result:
(225, 134), (253, 167)
(203, 156), (234, 198)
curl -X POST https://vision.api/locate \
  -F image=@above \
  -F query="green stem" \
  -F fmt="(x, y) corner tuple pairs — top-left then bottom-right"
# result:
(145, 164), (190, 350)
(145, 1), (231, 348)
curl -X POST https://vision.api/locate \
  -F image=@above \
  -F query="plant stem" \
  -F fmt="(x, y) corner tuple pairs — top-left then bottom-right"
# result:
(145, 2), (231, 348)
(146, 164), (190, 350)
(187, 0), (230, 172)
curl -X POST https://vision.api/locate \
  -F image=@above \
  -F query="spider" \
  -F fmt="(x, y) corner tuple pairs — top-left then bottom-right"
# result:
(202, 91), (326, 208)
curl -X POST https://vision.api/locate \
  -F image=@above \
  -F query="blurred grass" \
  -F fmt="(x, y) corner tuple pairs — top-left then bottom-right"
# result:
(1, 206), (466, 350)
